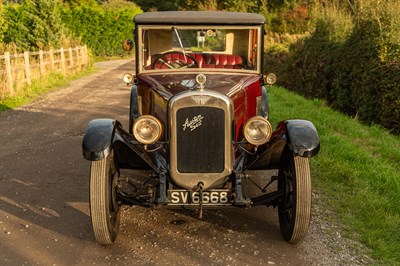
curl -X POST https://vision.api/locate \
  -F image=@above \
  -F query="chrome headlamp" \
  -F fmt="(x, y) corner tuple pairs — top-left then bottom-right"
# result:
(132, 115), (163, 144)
(122, 73), (133, 84)
(243, 116), (272, 145)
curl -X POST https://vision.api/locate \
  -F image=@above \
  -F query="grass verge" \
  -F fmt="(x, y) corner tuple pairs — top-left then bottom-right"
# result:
(0, 68), (96, 112)
(268, 86), (400, 264)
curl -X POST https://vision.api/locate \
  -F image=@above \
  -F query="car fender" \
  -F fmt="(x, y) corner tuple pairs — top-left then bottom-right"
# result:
(82, 119), (120, 161)
(284, 119), (320, 157)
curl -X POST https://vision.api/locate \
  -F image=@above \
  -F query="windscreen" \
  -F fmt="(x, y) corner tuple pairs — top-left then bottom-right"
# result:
(138, 26), (261, 72)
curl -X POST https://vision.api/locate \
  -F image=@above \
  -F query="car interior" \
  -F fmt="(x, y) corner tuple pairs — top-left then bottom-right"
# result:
(139, 27), (260, 72)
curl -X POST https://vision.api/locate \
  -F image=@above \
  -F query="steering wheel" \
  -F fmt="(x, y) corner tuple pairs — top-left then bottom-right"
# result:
(152, 51), (199, 69)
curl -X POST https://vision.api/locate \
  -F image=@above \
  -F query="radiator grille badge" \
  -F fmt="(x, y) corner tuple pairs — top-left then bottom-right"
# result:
(183, 115), (204, 131)
(191, 95), (211, 105)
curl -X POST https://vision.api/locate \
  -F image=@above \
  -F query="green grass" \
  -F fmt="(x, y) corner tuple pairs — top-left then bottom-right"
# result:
(0, 68), (96, 112)
(268, 86), (400, 264)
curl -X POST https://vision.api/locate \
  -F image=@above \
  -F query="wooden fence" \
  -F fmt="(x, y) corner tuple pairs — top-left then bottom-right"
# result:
(0, 45), (89, 100)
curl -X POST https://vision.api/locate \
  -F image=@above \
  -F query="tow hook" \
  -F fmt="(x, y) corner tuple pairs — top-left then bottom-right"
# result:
(197, 182), (204, 219)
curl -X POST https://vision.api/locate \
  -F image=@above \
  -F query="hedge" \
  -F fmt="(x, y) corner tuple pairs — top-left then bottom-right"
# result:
(1, 1), (142, 57)
(275, 1), (400, 134)
(61, 5), (142, 57)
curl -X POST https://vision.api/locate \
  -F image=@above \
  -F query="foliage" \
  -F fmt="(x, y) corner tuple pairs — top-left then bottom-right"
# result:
(132, 0), (176, 12)
(132, 0), (309, 33)
(1, 0), (141, 56)
(269, 4), (311, 34)
(133, 0), (279, 13)
(264, 32), (307, 75)
(60, 2), (142, 56)
(277, 0), (400, 134)
(62, 0), (99, 8)
(3, 0), (64, 51)
(101, 0), (138, 10)
(24, 0), (63, 49)
(3, 4), (30, 51)
(3, 0), (22, 3)
(0, 0), (7, 42)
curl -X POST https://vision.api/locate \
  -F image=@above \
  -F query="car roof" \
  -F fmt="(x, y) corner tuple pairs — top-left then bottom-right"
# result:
(134, 11), (266, 25)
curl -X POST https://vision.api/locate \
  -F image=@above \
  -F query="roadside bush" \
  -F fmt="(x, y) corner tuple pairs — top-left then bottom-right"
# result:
(277, 0), (400, 134)
(3, 4), (31, 51)
(3, 0), (63, 51)
(61, 3), (142, 56)
(264, 32), (305, 76)
(269, 5), (311, 34)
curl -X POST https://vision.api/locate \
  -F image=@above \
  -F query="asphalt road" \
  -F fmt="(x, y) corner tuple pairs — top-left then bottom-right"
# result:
(0, 59), (320, 265)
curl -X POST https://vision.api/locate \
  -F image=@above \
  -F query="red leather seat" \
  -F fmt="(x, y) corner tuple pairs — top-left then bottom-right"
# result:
(150, 53), (243, 69)
(201, 54), (243, 69)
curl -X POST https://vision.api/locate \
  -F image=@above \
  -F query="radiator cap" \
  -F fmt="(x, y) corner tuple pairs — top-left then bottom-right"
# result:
(195, 74), (206, 91)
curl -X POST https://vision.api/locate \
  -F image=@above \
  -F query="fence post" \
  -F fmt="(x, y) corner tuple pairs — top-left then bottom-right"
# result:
(4, 52), (14, 96)
(76, 47), (81, 70)
(39, 50), (45, 75)
(60, 48), (66, 76)
(24, 52), (32, 85)
(83, 45), (88, 66)
(49, 49), (55, 71)
(68, 47), (74, 72)
(24, 51), (31, 85)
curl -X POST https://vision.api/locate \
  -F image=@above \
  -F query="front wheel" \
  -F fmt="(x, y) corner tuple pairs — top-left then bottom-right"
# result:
(278, 146), (312, 243)
(89, 150), (121, 244)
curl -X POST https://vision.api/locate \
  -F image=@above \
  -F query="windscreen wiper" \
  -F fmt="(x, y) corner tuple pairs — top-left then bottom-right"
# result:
(172, 27), (187, 62)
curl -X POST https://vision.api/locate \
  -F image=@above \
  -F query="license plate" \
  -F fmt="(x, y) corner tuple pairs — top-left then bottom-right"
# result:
(167, 189), (230, 205)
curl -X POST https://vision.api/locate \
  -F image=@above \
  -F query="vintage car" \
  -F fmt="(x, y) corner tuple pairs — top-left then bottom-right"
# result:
(82, 11), (320, 245)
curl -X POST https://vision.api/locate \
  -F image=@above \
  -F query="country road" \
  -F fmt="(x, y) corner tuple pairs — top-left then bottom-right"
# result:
(0, 59), (368, 265)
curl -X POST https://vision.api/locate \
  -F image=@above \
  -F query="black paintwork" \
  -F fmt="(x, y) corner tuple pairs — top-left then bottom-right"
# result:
(82, 118), (166, 171)
(285, 119), (320, 157)
(177, 107), (225, 173)
(134, 11), (266, 25)
(82, 119), (119, 161)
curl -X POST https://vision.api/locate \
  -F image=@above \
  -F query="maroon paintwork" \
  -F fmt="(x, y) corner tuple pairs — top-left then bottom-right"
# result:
(137, 72), (262, 141)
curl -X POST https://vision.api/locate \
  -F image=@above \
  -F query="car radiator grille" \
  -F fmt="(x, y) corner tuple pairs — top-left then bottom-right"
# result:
(176, 107), (225, 173)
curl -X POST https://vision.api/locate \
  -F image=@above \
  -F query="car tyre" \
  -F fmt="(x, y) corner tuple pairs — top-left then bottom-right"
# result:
(89, 150), (120, 244)
(278, 146), (311, 243)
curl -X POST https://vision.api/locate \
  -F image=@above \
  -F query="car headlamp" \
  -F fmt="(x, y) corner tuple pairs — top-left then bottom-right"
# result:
(132, 115), (163, 144)
(265, 73), (277, 85)
(122, 73), (133, 84)
(243, 116), (272, 145)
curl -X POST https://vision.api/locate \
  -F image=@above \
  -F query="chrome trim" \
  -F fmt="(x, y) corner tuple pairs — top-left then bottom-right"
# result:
(169, 90), (234, 190)
(132, 115), (163, 144)
(243, 116), (272, 145)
